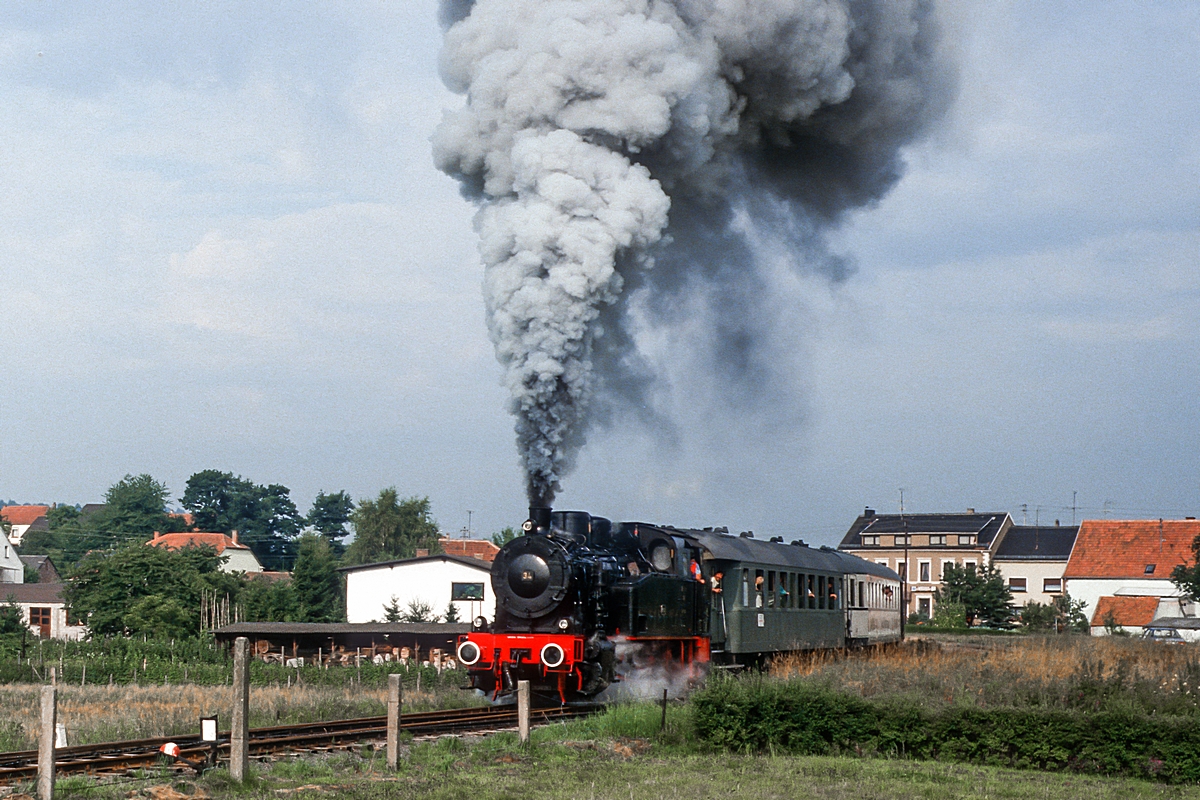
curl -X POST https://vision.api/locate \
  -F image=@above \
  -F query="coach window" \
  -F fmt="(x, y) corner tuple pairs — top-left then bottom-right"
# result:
(807, 574), (816, 609)
(847, 578), (855, 608)
(829, 579), (838, 609)
(817, 575), (826, 609)
(859, 580), (865, 608)
(755, 570), (765, 607)
(781, 573), (791, 608)
(766, 571), (776, 608)
(741, 570), (750, 607)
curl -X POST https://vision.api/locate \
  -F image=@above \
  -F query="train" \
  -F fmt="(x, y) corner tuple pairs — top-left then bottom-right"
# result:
(456, 507), (903, 703)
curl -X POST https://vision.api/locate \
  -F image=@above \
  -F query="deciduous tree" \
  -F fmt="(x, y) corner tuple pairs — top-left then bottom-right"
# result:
(181, 471), (303, 571)
(935, 563), (1014, 627)
(307, 491), (354, 551)
(344, 490), (440, 565)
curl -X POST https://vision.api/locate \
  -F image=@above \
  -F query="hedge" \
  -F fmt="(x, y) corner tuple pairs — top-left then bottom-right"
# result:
(692, 679), (1200, 783)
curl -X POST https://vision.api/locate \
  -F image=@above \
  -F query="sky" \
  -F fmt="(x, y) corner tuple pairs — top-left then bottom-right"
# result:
(1, 2), (1197, 547)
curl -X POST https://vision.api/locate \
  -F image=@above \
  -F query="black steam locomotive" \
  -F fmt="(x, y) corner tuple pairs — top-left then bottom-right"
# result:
(456, 507), (902, 703)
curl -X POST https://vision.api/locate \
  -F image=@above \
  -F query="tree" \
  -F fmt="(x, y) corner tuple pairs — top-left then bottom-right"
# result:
(307, 491), (354, 552)
(491, 526), (518, 548)
(1172, 535), (1200, 601)
(382, 596), (403, 623)
(344, 490), (441, 566)
(291, 534), (343, 623)
(935, 563), (1014, 627)
(443, 602), (461, 624)
(400, 598), (438, 623)
(1021, 593), (1089, 633)
(22, 477), (186, 568)
(181, 471), (303, 571)
(241, 575), (300, 623)
(64, 541), (229, 637)
(0, 596), (25, 635)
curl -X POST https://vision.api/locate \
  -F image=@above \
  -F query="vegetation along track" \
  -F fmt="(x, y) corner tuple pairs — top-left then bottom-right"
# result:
(0, 704), (604, 782)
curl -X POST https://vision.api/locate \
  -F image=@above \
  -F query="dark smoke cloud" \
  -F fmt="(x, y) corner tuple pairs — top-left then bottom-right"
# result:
(434, 0), (956, 506)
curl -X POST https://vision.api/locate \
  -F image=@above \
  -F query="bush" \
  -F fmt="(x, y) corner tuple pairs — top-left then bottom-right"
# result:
(692, 676), (1200, 783)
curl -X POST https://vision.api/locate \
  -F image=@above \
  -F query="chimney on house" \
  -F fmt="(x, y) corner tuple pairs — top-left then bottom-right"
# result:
(152, 531), (161, 542)
(863, 507), (876, 518)
(415, 548), (429, 558)
(231, 529), (239, 545)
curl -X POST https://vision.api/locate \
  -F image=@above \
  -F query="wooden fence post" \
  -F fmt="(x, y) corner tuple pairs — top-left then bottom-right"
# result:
(517, 680), (530, 744)
(387, 673), (402, 770)
(38, 684), (56, 800)
(230, 637), (250, 781)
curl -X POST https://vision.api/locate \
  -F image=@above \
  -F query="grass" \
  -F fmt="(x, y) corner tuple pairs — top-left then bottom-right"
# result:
(22, 716), (1200, 799)
(770, 634), (1200, 715)
(0, 673), (484, 752)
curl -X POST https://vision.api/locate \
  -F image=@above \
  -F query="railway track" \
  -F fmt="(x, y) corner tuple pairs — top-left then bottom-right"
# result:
(0, 704), (603, 783)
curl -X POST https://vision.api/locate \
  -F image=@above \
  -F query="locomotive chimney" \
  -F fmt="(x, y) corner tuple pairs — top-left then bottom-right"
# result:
(528, 506), (552, 536)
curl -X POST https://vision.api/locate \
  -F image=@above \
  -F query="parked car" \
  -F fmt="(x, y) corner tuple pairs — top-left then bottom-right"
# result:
(1143, 626), (1187, 644)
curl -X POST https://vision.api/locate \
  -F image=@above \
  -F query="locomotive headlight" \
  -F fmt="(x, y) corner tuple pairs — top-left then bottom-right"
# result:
(472, 616), (488, 631)
(557, 617), (570, 631)
(457, 641), (482, 666)
(540, 642), (566, 669)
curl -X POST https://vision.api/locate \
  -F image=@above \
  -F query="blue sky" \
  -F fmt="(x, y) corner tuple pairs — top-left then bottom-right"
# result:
(1, 2), (1197, 545)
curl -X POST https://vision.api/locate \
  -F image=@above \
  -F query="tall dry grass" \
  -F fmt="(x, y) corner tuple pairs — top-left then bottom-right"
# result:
(771, 635), (1200, 715)
(0, 677), (483, 753)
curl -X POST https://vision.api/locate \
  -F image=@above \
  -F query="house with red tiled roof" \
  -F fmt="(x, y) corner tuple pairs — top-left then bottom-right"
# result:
(1063, 519), (1200, 635)
(437, 538), (500, 563)
(1, 505), (50, 547)
(1090, 595), (1161, 636)
(147, 531), (263, 573)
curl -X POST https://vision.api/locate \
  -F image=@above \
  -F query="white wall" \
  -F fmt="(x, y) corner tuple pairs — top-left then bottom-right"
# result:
(0, 535), (23, 583)
(994, 560), (1068, 608)
(221, 549), (263, 573)
(345, 558), (494, 624)
(1065, 578), (1181, 626)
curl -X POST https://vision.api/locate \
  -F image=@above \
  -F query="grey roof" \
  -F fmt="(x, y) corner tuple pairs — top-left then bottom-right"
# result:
(336, 553), (492, 574)
(213, 622), (470, 636)
(1145, 617), (1200, 631)
(0, 582), (67, 604)
(993, 526), (1078, 561)
(18, 555), (49, 567)
(839, 510), (1011, 548)
(665, 528), (899, 581)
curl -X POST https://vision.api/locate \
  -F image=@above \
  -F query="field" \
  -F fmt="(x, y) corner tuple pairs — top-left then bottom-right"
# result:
(772, 633), (1200, 716)
(0, 670), (483, 753)
(7, 634), (1200, 797)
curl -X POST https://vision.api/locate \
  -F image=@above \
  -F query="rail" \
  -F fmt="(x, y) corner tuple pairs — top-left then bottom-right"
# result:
(0, 704), (603, 783)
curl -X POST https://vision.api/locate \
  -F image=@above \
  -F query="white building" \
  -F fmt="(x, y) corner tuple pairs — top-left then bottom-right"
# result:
(0, 583), (87, 639)
(991, 525), (1077, 608)
(147, 531), (264, 573)
(340, 554), (494, 624)
(0, 531), (23, 583)
(1062, 519), (1200, 634)
(1, 505), (49, 548)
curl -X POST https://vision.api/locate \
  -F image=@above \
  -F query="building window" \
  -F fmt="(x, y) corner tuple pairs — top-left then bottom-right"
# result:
(1145, 564), (1156, 575)
(29, 607), (51, 638)
(964, 560), (978, 572)
(451, 582), (485, 601)
(1009, 577), (1027, 592)
(893, 535), (909, 546)
(958, 535), (975, 545)
(941, 560), (954, 580)
(861, 535), (879, 546)
(918, 561), (931, 582)
(929, 535), (946, 546)
(1043, 578), (1062, 593)
(896, 561), (907, 581)
(917, 597), (932, 618)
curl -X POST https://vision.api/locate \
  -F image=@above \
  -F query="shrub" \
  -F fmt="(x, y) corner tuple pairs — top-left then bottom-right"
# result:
(692, 677), (1200, 783)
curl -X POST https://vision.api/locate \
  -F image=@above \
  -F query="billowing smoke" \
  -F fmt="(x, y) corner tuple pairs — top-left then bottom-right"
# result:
(434, 0), (955, 506)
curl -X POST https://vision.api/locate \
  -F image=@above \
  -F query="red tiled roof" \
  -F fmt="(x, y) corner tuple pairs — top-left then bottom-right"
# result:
(438, 538), (500, 563)
(1, 505), (50, 526)
(147, 532), (250, 553)
(1063, 519), (1199, 579)
(1091, 595), (1160, 628)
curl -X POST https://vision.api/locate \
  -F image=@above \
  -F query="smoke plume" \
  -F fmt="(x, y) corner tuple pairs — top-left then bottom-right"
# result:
(434, 0), (955, 506)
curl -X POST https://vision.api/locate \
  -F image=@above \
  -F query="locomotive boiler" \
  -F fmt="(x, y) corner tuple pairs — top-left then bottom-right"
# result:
(457, 506), (902, 703)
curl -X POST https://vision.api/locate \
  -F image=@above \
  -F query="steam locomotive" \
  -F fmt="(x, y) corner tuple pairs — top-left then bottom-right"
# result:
(456, 507), (903, 703)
